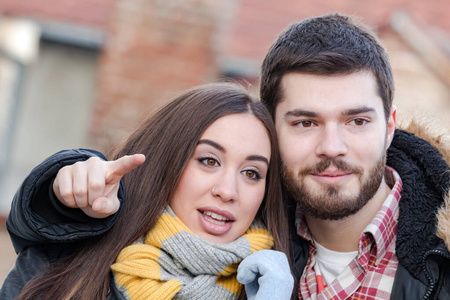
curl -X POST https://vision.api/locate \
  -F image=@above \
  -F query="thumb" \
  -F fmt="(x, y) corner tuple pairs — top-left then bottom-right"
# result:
(237, 254), (260, 284)
(237, 255), (260, 300)
(106, 154), (145, 182)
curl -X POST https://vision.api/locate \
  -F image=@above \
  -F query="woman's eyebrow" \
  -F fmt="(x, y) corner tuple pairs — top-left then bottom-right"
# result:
(198, 139), (225, 152)
(247, 155), (269, 166)
(199, 139), (269, 166)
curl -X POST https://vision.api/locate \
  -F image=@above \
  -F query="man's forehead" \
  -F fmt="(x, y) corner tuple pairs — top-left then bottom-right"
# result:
(275, 71), (383, 117)
(278, 72), (379, 101)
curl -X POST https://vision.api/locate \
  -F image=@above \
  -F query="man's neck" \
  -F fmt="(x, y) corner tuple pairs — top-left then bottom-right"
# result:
(305, 180), (392, 252)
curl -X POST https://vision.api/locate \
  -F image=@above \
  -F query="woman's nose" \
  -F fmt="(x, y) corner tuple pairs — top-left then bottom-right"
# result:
(211, 171), (238, 202)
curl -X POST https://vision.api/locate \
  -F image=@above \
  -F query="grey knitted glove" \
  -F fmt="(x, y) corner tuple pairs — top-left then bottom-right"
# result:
(237, 249), (294, 300)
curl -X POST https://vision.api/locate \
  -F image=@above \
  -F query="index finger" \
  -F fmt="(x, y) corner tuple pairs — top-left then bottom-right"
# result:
(106, 154), (146, 182)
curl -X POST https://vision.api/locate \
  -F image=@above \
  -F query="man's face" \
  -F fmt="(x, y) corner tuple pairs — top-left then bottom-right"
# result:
(275, 71), (396, 220)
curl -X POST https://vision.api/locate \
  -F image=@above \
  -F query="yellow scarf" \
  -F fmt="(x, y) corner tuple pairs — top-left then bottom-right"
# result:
(111, 207), (273, 300)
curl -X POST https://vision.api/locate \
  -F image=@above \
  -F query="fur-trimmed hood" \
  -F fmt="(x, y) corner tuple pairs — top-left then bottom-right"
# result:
(397, 116), (450, 252)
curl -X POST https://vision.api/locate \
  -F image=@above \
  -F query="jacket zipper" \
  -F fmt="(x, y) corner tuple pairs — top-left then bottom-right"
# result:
(422, 248), (450, 299)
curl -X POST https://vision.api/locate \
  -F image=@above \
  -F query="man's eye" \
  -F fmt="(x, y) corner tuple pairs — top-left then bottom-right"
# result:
(351, 118), (367, 126)
(294, 121), (314, 128)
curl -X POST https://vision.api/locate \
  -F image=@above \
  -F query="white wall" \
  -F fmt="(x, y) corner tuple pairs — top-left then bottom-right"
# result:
(0, 40), (98, 214)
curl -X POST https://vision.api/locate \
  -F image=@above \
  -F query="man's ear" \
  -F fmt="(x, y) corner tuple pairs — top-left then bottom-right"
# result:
(386, 105), (397, 149)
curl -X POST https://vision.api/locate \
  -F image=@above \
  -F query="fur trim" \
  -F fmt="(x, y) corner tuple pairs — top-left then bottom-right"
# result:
(398, 114), (450, 252)
(398, 114), (450, 165)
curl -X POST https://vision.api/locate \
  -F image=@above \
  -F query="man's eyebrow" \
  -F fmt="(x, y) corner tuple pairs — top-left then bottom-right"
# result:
(247, 155), (269, 166)
(198, 139), (225, 152)
(284, 109), (318, 119)
(284, 107), (376, 119)
(343, 106), (376, 116)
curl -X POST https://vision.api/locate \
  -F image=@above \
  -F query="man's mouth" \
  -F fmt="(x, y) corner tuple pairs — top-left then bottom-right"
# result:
(313, 169), (351, 177)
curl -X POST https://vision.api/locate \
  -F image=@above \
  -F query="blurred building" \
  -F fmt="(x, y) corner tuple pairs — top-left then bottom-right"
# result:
(0, 0), (449, 217)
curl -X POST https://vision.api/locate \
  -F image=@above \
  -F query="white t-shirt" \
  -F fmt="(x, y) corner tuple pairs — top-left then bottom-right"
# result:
(314, 239), (358, 286)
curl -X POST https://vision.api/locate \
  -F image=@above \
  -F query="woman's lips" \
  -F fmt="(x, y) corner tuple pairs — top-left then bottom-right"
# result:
(198, 207), (234, 236)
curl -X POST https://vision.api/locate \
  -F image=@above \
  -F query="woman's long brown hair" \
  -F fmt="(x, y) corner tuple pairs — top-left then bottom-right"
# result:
(18, 82), (290, 299)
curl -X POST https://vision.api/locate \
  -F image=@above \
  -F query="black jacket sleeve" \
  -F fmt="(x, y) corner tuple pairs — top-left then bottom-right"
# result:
(6, 148), (125, 254)
(0, 245), (54, 299)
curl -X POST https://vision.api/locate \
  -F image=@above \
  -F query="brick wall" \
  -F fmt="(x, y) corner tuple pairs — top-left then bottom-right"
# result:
(226, 0), (450, 60)
(2, 0), (448, 152)
(0, 0), (114, 29)
(90, 0), (230, 152)
(224, 0), (450, 130)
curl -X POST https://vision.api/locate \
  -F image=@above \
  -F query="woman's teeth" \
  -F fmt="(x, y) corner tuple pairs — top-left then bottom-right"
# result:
(203, 211), (229, 225)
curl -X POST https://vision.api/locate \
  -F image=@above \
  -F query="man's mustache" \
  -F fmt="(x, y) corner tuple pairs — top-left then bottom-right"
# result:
(299, 158), (363, 176)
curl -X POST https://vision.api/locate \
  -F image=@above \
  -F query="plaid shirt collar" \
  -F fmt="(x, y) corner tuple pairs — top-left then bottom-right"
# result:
(296, 166), (403, 266)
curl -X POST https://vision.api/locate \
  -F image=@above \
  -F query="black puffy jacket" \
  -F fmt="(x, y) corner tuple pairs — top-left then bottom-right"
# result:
(0, 149), (127, 299)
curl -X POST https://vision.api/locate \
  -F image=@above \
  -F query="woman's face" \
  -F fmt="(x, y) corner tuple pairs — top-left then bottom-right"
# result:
(169, 113), (271, 244)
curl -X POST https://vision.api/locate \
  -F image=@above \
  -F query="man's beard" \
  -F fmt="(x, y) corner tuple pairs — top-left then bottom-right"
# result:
(282, 154), (386, 221)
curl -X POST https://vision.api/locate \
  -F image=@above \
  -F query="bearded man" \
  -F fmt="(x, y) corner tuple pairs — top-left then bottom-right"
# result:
(260, 13), (450, 299)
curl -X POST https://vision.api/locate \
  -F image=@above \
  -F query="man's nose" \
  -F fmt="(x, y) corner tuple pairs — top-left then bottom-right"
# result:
(315, 124), (348, 158)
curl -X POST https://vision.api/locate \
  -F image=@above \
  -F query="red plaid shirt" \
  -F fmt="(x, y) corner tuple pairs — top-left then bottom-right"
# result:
(296, 166), (402, 300)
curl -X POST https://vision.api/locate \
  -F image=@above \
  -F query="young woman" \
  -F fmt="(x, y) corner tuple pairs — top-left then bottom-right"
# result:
(1, 83), (293, 299)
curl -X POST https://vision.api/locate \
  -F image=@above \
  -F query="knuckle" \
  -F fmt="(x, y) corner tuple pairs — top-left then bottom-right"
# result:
(87, 156), (103, 166)
(88, 156), (101, 162)
(73, 187), (87, 198)
(58, 165), (72, 175)
(89, 179), (104, 192)
(73, 160), (86, 167)
(58, 192), (76, 207)
(59, 189), (73, 199)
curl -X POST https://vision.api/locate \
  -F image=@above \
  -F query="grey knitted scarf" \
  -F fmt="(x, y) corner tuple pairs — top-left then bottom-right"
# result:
(111, 207), (274, 300)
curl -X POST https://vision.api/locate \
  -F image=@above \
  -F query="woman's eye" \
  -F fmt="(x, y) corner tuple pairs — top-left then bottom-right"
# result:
(242, 170), (261, 180)
(206, 159), (216, 166)
(199, 157), (219, 167)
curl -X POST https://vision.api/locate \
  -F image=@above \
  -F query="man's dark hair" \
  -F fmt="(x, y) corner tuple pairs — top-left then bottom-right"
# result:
(260, 13), (394, 120)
